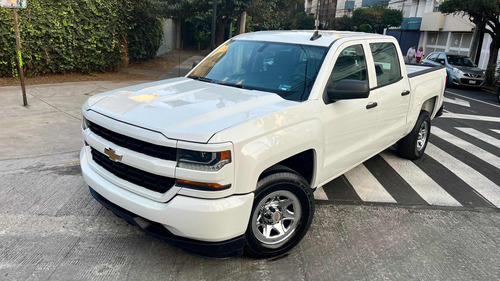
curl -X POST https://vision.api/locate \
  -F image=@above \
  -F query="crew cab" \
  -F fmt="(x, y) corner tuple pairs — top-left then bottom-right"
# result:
(80, 31), (446, 258)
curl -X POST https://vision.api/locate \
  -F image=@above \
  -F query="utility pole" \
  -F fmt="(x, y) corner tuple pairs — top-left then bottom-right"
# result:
(13, 9), (27, 106)
(315, 0), (320, 30)
(3, 1), (29, 106)
(210, 0), (218, 51)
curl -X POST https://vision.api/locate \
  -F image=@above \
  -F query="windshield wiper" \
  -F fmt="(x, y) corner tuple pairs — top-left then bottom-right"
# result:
(217, 81), (254, 90)
(188, 75), (215, 83)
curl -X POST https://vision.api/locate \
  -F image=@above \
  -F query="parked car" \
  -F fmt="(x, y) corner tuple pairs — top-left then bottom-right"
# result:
(80, 31), (447, 258)
(422, 52), (485, 87)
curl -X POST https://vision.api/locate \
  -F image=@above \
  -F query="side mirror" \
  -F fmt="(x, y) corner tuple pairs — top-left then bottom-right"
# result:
(325, 79), (369, 104)
(192, 60), (201, 69)
(439, 60), (445, 65)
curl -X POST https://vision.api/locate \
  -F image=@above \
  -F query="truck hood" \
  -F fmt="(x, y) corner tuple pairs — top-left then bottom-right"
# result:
(87, 77), (297, 143)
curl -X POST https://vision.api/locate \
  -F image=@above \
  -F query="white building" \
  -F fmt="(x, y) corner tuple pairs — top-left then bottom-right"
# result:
(386, 0), (497, 70)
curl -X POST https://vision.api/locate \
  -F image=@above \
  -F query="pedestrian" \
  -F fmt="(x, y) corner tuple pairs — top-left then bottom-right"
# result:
(406, 45), (416, 63)
(416, 47), (424, 64)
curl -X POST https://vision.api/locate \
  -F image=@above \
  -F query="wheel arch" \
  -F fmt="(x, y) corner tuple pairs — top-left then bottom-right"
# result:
(421, 96), (437, 116)
(258, 149), (316, 187)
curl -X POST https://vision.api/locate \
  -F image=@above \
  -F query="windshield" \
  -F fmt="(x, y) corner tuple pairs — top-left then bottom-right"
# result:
(446, 55), (477, 67)
(189, 40), (328, 101)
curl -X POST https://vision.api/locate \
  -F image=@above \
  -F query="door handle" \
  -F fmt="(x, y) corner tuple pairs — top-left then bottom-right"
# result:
(401, 90), (410, 96)
(366, 102), (378, 109)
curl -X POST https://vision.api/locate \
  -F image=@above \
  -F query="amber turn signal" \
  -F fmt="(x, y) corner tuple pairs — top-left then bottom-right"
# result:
(176, 179), (231, 191)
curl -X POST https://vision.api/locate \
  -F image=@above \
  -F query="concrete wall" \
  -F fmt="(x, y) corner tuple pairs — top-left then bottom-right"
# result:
(156, 19), (179, 56)
(478, 32), (500, 70)
(442, 15), (474, 32)
(420, 12), (445, 31)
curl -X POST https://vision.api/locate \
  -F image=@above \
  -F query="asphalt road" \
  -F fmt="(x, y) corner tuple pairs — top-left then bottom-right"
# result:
(1, 85), (500, 280)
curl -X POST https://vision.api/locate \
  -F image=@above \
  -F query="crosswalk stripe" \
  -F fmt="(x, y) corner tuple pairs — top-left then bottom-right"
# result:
(440, 112), (500, 123)
(344, 164), (396, 203)
(456, 127), (500, 148)
(314, 186), (329, 201)
(491, 129), (500, 135)
(432, 127), (500, 168)
(380, 152), (462, 207)
(426, 143), (500, 208)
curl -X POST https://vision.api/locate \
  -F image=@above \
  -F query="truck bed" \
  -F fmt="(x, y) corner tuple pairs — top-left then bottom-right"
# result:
(406, 64), (444, 78)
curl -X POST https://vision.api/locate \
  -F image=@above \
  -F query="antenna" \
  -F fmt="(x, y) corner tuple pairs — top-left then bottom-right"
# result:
(311, 0), (322, 41)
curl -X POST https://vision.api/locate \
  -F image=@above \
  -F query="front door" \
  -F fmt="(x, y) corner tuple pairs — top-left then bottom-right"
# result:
(318, 43), (378, 184)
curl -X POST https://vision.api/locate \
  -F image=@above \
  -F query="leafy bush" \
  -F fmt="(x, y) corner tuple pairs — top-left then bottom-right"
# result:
(0, 0), (163, 77)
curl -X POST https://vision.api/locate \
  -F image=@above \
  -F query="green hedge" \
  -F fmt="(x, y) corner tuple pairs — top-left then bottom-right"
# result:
(0, 0), (163, 77)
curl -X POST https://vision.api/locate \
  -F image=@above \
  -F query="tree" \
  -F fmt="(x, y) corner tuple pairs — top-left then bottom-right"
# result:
(439, 0), (500, 86)
(247, 0), (306, 30)
(351, 5), (403, 34)
(328, 16), (355, 31)
(155, 0), (250, 46)
(155, 0), (316, 47)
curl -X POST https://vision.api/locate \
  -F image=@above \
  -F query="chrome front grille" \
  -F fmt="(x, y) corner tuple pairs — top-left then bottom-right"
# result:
(464, 73), (481, 78)
(87, 121), (176, 161)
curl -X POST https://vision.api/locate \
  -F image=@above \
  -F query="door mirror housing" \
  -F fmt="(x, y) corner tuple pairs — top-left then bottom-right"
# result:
(325, 79), (370, 104)
(192, 60), (201, 69)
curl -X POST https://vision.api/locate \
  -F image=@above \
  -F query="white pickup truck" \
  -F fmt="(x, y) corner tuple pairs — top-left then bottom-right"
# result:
(80, 31), (446, 258)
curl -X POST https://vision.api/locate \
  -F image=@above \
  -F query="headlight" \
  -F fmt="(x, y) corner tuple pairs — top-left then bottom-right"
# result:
(452, 67), (460, 73)
(82, 116), (89, 130)
(177, 149), (231, 171)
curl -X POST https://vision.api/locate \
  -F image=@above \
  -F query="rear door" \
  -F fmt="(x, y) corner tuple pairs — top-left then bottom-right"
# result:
(368, 42), (411, 148)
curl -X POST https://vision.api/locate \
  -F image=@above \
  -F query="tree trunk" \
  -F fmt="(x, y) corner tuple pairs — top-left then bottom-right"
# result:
(215, 23), (226, 47)
(485, 37), (499, 86)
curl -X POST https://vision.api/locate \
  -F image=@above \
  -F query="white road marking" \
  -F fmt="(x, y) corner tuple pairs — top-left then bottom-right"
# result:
(440, 112), (500, 123)
(491, 129), (500, 135)
(444, 97), (470, 107)
(426, 143), (500, 208)
(380, 153), (461, 207)
(432, 127), (500, 167)
(456, 127), (500, 148)
(313, 186), (329, 201)
(344, 164), (396, 203)
(446, 90), (500, 109)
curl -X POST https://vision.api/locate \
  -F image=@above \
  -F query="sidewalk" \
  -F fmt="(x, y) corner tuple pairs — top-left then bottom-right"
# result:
(0, 51), (207, 168)
(119, 50), (207, 80)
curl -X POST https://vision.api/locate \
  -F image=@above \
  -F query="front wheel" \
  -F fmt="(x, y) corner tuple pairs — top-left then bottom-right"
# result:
(244, 168), (314, 258)
(398, 111), (431, 160)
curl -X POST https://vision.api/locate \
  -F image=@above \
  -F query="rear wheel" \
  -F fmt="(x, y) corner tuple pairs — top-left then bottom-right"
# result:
(398, 111), (431, 160)
(244, 167), (314, 258)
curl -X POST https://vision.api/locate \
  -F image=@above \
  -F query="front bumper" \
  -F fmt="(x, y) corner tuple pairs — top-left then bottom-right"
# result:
(80, 147), (254, 257)
(449, 72), (484, 87)
(89, 187), (245, 258)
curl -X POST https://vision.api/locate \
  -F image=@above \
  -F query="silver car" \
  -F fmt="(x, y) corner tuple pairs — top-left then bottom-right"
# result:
(422, 52), (485, 87)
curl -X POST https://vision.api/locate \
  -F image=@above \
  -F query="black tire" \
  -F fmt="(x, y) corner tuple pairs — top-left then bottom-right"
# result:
(244, 168), (314, 258)
(398, 111), (431, 160)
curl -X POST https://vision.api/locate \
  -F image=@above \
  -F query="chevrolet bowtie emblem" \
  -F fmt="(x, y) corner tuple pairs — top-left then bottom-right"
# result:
(104, 147), (123, 162)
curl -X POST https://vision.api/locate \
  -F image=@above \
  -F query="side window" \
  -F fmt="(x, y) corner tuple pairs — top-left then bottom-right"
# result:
(437, 53), (446, 64)
(370, 43), (402, 87)
(328, 44), (367, 89)
(427, 53), (438, 61)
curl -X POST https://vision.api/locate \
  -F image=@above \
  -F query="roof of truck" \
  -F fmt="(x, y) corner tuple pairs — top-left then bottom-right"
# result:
(233, 30), (390, 47)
